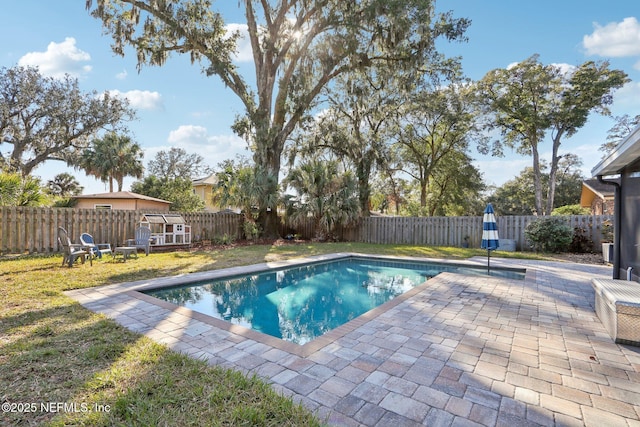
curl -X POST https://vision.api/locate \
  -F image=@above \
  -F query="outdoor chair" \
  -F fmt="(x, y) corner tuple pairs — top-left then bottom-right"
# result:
(57, 227), (92, 267)
(125, 226), (151, 256)
(80, 233), (112, 259)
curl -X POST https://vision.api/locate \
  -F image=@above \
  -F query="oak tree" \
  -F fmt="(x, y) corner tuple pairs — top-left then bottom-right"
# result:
(476, 55), (627, 215)
(86, 0), (469, 237)
(0, 66), (135, 176)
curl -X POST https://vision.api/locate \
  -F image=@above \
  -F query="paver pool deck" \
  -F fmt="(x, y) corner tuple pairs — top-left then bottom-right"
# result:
(65, 254), (640, 426)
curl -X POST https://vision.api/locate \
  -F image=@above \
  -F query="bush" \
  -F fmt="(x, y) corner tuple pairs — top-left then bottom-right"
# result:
(568, 226), (594, 253)
(551, 204), (590, 215)
(213, 233), (236, 245)
(525, 217), (574, 253)
(243, 220), (261, 241)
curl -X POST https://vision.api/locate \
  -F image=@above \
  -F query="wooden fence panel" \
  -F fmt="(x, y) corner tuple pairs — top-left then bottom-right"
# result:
(282, 214), (612, 251)
(0, 207), (614, 255)
(0, 208), (244, 255)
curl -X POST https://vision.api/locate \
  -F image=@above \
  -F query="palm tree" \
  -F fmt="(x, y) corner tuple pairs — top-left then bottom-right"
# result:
(81, 133), (144, 192)
(0, 171), (47, 206)
(0, 172), (21, 206)
(211, 161), (279, 239)
(47, 173), (83, 196)
(283, 159), (360, 240)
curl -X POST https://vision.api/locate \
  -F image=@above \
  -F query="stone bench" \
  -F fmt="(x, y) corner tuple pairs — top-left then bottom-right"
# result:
(591, 278), (640, 346)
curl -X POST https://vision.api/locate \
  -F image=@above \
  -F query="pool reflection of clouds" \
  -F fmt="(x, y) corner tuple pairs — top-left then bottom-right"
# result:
(144, 256), (525, 345)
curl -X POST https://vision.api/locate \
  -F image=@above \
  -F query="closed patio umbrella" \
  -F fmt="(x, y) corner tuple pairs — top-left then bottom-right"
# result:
(481, 203), (500, 274)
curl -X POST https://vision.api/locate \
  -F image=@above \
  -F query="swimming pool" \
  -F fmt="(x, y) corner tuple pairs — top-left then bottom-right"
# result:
(144, 256), (525, 345)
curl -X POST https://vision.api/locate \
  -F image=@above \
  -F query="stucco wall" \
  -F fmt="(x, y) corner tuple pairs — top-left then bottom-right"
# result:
(75, 198), (170, 211)
(194, 185), (216, 211)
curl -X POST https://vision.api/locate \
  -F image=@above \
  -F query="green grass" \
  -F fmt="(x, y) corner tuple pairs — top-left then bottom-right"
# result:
(0, 242), (543, 426)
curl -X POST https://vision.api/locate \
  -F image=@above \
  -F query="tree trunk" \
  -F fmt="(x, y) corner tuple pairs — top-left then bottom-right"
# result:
(545, 132), (564, 215)
(255, 139), (282, 239)
(531, 143), (544, 216)
(420, 174), (429, 208)
(356, 161), (372, 217)
(260, 208), (280, 239)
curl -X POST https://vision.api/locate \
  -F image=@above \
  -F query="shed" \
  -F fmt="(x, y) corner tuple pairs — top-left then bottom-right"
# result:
(140, 213), (191, 246)
(73, 191), (171, 211)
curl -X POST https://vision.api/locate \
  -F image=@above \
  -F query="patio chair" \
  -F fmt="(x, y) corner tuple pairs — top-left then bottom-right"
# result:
(80, 232), (112, 259)
(125, 226), (151, 256)
(57, 227), (92, 267)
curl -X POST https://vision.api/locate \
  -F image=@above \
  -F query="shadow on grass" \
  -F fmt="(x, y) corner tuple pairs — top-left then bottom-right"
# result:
(0, 302), (140, 426)
(51, 343), (321, 426)
(103, 265), (198, 286)
(0, 299), (321, 426)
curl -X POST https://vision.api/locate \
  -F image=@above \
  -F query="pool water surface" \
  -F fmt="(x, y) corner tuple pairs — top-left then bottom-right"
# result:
(144, 257), (524, 345)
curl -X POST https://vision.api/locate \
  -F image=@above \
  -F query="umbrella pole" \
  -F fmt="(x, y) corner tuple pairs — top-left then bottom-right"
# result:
(487, 249), (490, 274)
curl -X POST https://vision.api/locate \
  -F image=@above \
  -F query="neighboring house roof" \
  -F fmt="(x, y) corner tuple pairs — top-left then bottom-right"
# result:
(580, 178), (619, 207)
(192, 173), (217, 186)
(592, 122), (640, 176)
(73, 191), (171, 205)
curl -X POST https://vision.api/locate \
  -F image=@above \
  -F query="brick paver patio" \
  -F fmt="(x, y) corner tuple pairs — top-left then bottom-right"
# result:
(66, 255), (640, 426)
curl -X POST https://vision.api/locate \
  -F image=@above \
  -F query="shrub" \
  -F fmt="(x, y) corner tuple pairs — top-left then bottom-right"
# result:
(568, 226), (594, 253)
(243, 220), (261, 241)
(213, 233), (236, 245)
(600, 219), (614, 242)
(551, 204), (590, 215)
(525, 217), (574, 253)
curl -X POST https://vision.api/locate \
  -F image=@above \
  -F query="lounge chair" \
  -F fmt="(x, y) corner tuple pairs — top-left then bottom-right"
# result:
(58, 227), (92, 267)
(80, 233), (112, 259)
(125, 226), (151, 256)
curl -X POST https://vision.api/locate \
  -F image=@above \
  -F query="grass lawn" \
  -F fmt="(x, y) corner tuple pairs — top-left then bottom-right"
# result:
(0, 242), (541, 426)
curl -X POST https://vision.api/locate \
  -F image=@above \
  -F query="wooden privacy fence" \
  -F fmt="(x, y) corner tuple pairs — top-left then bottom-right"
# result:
(289, 214), (613, 251)
(0, 207), (612, 255)
(0, 207), (243, 255)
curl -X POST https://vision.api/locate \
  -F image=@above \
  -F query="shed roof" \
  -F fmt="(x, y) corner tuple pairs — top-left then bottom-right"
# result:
(73, 191), (171, 204)
(141, 213), (186, 224)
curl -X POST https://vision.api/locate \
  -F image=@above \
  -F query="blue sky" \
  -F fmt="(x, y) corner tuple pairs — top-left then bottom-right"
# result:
(2, 1), (639, 195)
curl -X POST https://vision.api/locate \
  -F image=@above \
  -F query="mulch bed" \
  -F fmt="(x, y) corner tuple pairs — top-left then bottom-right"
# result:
(545, 252), (608, 265)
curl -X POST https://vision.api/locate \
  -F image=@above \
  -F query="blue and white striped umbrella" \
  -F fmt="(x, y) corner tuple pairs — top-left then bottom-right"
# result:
(481, 203), (499, 273)
(481, 203), (500, 251)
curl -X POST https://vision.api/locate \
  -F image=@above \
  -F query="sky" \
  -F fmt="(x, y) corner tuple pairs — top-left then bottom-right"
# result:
(1, 1), (640, 195)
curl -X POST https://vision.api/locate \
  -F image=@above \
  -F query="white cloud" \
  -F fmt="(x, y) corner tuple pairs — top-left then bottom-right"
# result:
(225, 23), (253, 63)
(107, 89), (164, 110)
(168, 125), (210, 144)
(607, 81), (640, 112)
(166, 125), (249, 166)
(583, 17), (640, 57)
(115, 69), (128, 80)
(550, 62), (575, 76)
(507, 60), (575, 77)
(473, 157), (530, 187)
(18, 37), (92, 78)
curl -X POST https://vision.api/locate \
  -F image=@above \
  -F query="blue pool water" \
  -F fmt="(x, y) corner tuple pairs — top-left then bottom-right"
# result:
(144, 257), (525, 345)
